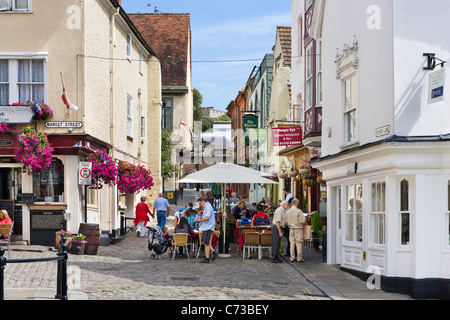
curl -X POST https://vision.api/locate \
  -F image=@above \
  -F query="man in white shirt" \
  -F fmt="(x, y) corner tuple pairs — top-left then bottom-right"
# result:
(284, 188), (293, 203)
(286, 199), (306, 262)
(271, 200), (289, 263)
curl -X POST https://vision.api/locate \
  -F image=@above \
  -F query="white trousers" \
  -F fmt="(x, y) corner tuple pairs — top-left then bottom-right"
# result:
(136, 221), (147, 237)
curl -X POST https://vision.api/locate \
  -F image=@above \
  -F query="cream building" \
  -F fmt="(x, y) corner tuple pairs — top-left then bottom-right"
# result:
(0, 0), (161, 245)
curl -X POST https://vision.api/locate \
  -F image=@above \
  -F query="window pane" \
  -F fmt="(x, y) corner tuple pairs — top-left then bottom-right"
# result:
(18, 60), (31, 82)
(32, 60), (43, 82)
(18, 84), (31, 103)
(15, 0), (28, 9)
(373, 214), (385, 245)
(448, 181), (450, 211)
(0, 0), (9, 10)
(32, 84), (44, 102)
(347, 213), (354, 242)
(0, 85), (8, 105)
(0, 60), (8, 82)
(32, 158), (65, 202)
(401, 212), (410, 245)
(401, 180), (409, 211)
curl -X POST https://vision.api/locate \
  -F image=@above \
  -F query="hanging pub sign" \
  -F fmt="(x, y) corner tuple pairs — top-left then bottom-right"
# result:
(242, 114), (258, 146)
(271, 127), (302, 147)
(428, 68), (445, 103)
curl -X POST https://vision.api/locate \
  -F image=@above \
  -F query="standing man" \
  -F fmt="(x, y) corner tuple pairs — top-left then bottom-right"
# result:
(271, 200), (288, 263)
(197, 197), (218, 263)
(286, 199), (306, 262)
(153, 193), (170, 228)
(134, 196), (154, 237)
(284, 188), (293, 203)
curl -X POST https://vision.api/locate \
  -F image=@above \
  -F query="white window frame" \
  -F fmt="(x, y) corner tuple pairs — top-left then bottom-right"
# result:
(345, 183), (363, 244)
(305, 44), (313, 110)
(127, 94), (133, 138)
(343, 74), (358, 144)
(0, 53), (47, 104)
(399, 179), (411, 247)
(371, 181), (386, 246)
(0, 0), (32, 12)
(126, 33), (132, 60)
(316, 39), (323, 106)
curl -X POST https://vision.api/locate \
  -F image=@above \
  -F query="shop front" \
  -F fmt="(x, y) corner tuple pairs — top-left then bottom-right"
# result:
(0, 133), (113, 246)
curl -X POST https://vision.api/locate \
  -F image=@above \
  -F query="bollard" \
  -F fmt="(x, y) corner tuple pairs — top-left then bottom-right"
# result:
(120, 212), (125, 236)
(56, 234), (69, 300)
(0, 247), (5, 300)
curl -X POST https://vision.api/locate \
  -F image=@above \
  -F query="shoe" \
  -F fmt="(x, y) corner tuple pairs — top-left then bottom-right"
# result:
(212, 251), (218, 261)
(200, 258), (210, 264)
(271, 259), (283, 263)
(298, 259), (306, 262)
(137, 231), (140, 237)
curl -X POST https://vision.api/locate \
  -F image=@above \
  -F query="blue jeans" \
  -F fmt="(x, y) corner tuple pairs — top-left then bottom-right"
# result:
(157, 211), (167, 228)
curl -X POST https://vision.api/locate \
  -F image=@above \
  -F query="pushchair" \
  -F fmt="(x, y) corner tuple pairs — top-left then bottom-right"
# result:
(147, 225), (172, 260)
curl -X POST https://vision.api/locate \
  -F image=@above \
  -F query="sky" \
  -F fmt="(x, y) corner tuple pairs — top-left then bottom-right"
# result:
(122, 0), (292, 111)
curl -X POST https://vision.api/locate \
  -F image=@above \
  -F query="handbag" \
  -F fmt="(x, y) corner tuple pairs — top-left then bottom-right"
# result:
(303, 225), (312, 240)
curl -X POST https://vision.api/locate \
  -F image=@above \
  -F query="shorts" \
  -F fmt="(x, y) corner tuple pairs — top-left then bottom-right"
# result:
(201, 230), (213, 245)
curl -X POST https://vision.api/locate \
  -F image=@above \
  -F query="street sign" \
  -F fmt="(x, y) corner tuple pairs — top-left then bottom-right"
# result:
(45, 121), (83, 128)
(78, 161), (92, 185)
(0, 105), (35, 123)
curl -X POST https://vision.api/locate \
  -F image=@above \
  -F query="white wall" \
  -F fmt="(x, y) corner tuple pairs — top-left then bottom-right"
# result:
(321, 0), (394, 157)
(393, 0), (450, 136)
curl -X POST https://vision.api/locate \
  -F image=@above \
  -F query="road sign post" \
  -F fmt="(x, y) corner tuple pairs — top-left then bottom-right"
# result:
(78, 162), (92, 223)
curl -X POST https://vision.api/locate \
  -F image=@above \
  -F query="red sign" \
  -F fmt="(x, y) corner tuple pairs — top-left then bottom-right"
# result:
(271, 127), (302, 147)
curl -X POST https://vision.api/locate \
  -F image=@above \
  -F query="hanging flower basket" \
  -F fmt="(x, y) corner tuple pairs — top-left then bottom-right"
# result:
(288, 168), (299, 177)
(118, 162), (154, 195)
(278, 169), (288, 179)
(14, 126), (54, 175)
(85, 149), (118, 189)
(12, 100), (54, 120)
(0, 123), (16, 134)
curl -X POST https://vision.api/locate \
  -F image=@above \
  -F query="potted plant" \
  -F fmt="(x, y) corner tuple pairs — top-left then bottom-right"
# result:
(55, 230), (74, 251)
(0, 123), (16, 134)
(301, 170), (318, 187)
(14, 126), (54, 175)
(68, 234), (87, 255)
(311, 211), (323, 250)
(288, 167), (298, 177)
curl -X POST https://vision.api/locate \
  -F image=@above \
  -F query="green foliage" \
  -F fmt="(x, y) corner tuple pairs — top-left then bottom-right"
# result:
(311, 211), (322, 233)
(202, 117), (214, 132)
(161, 130), (178, 179)
(193, 88), (204, 121)
(217, 114), (231, 121)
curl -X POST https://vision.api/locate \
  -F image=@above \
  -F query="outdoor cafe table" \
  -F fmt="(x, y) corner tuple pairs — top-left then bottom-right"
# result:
(237, 227), (272, 251)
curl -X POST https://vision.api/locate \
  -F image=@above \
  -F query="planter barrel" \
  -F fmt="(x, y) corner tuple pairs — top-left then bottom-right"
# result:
(78, 223), (100, 255)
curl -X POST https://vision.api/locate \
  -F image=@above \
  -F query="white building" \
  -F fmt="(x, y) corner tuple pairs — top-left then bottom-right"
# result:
(310, 0), (450, 299)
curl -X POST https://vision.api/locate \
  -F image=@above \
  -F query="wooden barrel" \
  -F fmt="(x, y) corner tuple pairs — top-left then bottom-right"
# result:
(78, 223), (100, 255)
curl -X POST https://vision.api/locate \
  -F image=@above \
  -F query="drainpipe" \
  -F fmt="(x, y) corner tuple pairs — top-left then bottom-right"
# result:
(109, 6), (120, 234)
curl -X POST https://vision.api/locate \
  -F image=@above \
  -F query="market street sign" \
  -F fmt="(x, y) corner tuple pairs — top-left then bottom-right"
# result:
(271, 127), (302, 147)
(0, 105), (35, 124)
(45, 121), (83, 128)
(78, 161), (92, 186)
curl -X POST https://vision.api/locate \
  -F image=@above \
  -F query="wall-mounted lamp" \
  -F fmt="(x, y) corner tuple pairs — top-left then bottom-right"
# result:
(423, 53), (447, 70)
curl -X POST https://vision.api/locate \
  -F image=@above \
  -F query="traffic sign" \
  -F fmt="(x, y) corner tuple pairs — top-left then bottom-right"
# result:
(78, 161), (92, 185)
(0, 105), (35, 123)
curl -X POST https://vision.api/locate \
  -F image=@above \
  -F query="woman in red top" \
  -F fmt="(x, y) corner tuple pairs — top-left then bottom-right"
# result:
(134, 196), (154, 237)
(0, 209), (13, 239)
(252, 211), (269, 225)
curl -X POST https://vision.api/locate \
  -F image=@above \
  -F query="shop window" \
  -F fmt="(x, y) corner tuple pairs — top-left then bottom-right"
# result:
(346, 184), (362, 242)
(400, 179), (410, 246)
(371, 181), (385, 245)
(32, 158), (64, 202)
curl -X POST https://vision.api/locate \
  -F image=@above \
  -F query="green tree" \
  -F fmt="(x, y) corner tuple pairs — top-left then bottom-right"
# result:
(193, 88), (204, 121)
(161, 130), (178, 181)
(217, 114), (231, 121)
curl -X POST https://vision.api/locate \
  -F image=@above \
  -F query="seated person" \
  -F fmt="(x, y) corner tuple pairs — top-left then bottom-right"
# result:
(252, 210), (269, 225)
(174, 210), (195, 256)
(186, 202), (197, 216)
(233, 201), (249, 219)
(162, 227), (173, 241)
(0, 209), (13, 239)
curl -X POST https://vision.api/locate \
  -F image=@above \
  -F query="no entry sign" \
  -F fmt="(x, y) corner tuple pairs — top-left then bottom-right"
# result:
(78, 161), (92, 185)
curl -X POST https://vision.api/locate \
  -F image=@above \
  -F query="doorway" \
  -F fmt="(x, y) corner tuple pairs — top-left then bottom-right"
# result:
(0, 167), (23, 234)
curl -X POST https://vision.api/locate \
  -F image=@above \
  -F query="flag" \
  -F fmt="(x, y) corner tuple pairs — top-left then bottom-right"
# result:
(180, 120), (193, 139)
(60, 73), (78, 112)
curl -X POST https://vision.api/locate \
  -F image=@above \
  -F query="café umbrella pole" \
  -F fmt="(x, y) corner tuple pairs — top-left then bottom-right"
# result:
(220, 182), (231, 258)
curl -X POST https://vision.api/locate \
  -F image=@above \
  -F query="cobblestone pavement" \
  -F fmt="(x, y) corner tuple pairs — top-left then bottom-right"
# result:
(2, 189), (414, 301)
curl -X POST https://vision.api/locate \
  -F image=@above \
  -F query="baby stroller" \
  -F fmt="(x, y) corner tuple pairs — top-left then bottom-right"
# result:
(148, 225), (172, 260)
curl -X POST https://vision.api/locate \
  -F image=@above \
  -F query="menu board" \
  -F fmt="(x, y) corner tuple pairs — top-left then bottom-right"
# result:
(30, 211), (65, 231)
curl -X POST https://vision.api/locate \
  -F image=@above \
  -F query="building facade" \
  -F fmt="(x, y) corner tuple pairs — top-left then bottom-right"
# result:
(0, 0), (162, 245)
(311, 0), (450, 299)
(130, 13), (194, 192)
